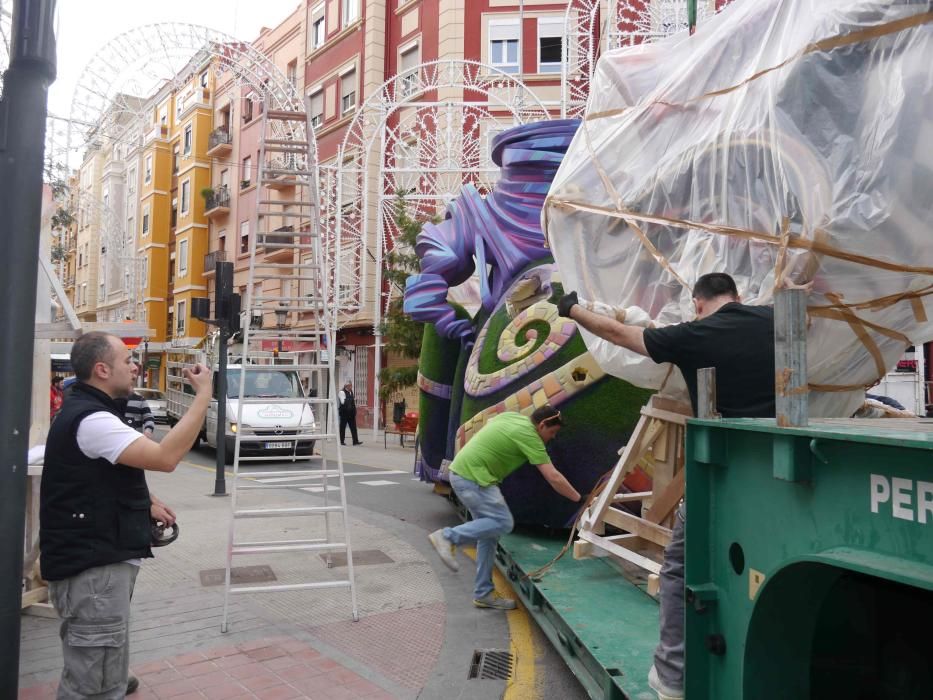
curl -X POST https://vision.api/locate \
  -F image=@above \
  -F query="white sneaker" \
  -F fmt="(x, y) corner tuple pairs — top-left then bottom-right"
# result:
(428, 529), (459, 571)
(648, 664), (684, 700)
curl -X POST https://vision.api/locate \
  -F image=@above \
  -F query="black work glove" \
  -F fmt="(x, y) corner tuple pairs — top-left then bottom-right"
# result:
(557, 291), (579, 318)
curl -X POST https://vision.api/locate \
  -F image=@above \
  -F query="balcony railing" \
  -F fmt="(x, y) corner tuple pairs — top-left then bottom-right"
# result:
(262, 225), (295, 252)
(145, 123), (168, 144)
(203, 250), (226, 274)
(205, 185), (231, 213)
(207, 127), (232, 152)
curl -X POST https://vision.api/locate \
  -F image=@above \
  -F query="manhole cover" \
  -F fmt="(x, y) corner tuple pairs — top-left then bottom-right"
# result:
(199, 565), (277, 587)
(468, 649), (513, 680)
(320, 549), (394, 567)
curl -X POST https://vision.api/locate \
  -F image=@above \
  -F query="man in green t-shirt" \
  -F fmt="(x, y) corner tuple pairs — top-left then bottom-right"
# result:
(429, 405), (582, 609)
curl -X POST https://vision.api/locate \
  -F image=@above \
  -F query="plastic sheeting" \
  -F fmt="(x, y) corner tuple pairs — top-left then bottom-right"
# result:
(545, 0), (933, 417)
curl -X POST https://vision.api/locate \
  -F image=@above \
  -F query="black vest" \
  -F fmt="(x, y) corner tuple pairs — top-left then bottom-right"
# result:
(40, 383), (152, 581)
(340, 389), (356, 416)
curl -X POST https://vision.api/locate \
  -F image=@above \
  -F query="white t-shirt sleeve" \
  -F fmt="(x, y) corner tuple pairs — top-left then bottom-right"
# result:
(76, 411), (145, 464)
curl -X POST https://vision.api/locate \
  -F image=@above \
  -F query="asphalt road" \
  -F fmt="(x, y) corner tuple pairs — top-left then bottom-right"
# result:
(176, 436), (589, 700)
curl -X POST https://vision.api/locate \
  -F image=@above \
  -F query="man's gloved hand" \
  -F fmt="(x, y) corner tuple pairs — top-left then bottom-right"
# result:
(557, 291), (579, 318)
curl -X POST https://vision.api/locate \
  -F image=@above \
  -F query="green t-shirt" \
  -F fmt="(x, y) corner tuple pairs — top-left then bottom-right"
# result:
(450, 412), (550, 487)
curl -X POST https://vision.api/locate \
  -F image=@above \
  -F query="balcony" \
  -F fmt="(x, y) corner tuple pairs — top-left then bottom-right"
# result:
(261, 225), (296, 261)
(144, 123), (168, 144)
(204, 186), (231, 219)
(207, 126), (232, 156)
(265, 157), (299, 190)
(203, 250), (226, 275)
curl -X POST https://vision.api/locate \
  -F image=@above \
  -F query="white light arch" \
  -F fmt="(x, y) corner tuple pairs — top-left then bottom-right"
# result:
(335, 58), (550, 429)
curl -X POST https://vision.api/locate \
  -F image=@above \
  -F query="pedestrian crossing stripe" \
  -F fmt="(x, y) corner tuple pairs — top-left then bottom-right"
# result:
(358, 480), (399, 486)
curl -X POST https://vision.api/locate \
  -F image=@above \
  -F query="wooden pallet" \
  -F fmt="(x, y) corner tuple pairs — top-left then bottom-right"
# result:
(573, 395), (691, 588)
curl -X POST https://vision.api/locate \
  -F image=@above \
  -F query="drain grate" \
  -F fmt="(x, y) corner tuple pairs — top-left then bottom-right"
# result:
(468, 649), (513, 680)
(199, 565), (277, 587)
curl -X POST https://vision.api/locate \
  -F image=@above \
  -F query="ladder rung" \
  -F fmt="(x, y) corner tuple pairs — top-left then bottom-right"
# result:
(236, 538), (327, 546)
(233, 506), (343, 518)
(258, 211), (311, 218)
(251, 262), (321, 269)
(232, 542), (346, 555)
(233, 455), (320, 463)
(265, 139), (310, 147)
(240, 469), (339, 478)
(259, 199), (312, 206)
(265, 110), (307, 121)
(236, 397), (320, 405)
(263, 169), (313, 177)
(237, 481), (337, 490)
(257, 242), (318, 251)
(228, 580), (351, 594)
(235, 435), (321, 444)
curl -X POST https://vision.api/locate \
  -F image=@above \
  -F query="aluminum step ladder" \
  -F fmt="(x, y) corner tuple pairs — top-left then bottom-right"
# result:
(221, 96), (358, 631)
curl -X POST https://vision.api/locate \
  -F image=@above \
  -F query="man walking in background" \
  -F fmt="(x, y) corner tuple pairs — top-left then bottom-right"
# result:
(41, 331), (212, 698)
(337, 382), (362, 446)
(121, 391), (155, 438)
(429, 405), (582, 610)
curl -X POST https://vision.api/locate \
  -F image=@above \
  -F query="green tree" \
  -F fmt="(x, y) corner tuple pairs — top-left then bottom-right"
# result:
(378, 193), (427, 399)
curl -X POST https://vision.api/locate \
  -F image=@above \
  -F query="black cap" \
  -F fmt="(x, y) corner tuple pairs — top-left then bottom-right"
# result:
(531, 404), (563, 427)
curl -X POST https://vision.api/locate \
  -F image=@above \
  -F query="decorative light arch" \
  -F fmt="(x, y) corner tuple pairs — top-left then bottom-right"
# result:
(335, 59), (550, 429)
(61, 22), (322, 330)
(561, 0), (733, 118)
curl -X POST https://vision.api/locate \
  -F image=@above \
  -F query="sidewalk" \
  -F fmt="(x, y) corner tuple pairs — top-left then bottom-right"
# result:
(19, 436), (454, 700)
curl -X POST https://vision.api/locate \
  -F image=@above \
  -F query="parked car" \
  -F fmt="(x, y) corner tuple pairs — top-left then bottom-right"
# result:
(136, 388), (168, 423)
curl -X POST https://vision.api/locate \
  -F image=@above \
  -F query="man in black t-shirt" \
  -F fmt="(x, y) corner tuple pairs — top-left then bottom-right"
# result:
(558, 273), (776, 700)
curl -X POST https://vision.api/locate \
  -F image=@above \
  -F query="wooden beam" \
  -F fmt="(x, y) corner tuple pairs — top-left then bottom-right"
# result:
(576, 530), (662, 575)
(603, 507), (673, 548)
(21, 586), (48, 608)
(611, 491), (652, 503)
(645, 468), (686, 525)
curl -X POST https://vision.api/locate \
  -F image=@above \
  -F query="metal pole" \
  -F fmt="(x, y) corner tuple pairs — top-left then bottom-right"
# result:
(688, 0), (698, 34)
(774, 288), (808, 427)
(213, 325), (228, 496)
(0, 0), (57, 694)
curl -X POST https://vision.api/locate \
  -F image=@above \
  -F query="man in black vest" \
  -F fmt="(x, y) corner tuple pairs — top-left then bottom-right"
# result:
(337, 382), (362, 445)
(41, 332), (212, 698)
(558, 273), (775, 700)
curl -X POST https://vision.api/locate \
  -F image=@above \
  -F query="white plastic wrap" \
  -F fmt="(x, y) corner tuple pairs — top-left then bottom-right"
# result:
(546, 0), (933, 417)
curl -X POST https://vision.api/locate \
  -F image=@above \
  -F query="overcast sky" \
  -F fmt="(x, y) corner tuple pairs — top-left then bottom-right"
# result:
(49, 0), (302, 117)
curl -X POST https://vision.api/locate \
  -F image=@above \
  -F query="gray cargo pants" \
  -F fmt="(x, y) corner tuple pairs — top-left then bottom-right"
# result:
(653, 502), (685, 692)
(49, 562), (139, 700)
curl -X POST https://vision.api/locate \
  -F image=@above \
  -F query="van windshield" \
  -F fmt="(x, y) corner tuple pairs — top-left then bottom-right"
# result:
(226, 369), (302, 399)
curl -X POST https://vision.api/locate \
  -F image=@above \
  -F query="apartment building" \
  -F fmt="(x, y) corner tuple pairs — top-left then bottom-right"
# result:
(135, 58), (215, 387)
(73, 144), (105, 322)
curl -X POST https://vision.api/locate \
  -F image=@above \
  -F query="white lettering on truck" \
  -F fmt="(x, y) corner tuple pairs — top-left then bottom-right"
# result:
(871, 474), (933, 523)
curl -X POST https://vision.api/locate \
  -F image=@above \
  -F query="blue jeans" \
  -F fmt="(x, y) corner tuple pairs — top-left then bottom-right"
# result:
(445, 473), (514, 599)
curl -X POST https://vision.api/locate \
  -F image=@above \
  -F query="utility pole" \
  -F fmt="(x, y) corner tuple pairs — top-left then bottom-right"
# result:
(0, 0), (57, 694)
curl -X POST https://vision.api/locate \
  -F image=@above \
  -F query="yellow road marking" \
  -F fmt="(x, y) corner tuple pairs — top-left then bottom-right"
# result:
(462, 546), (540, 699)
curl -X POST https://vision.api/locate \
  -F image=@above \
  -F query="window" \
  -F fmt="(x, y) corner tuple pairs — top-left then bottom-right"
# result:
(144, 155), (152, 183)
(342, 0), (359, 27)
(183, 124), (192, 155)
(538, 17), (563, 74)
(218, 228), (226, 253)
(178, 238), (189, 276)
(240, 220), (249, 254)
(243, 96), (254, 123)
(142, 206), (150, 236)
(128, 168), (136, 194)
(220, 169), (229, 190)
(127, 217), (134, 244)
(180, 179), (191, 214)
(287, 60), (297, 90)
(176, 300), (186, 335)
(341, 70), (356, 114)
(81, 283), (87, 306)
(172, 145), (180, 174)
(241, 156), (251, 188)
(399, 44), (419, 97)
(312, 15), (325, 48)
(489, 20), (520, 74)
(200, 70), (209, 88)
(309, 90), (324, 128)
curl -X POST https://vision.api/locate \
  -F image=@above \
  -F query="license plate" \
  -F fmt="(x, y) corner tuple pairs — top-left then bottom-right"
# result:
(265, 441), (292, 450)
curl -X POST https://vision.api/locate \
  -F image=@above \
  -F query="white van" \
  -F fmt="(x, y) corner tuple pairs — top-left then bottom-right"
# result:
(167, 349), (316, 462)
